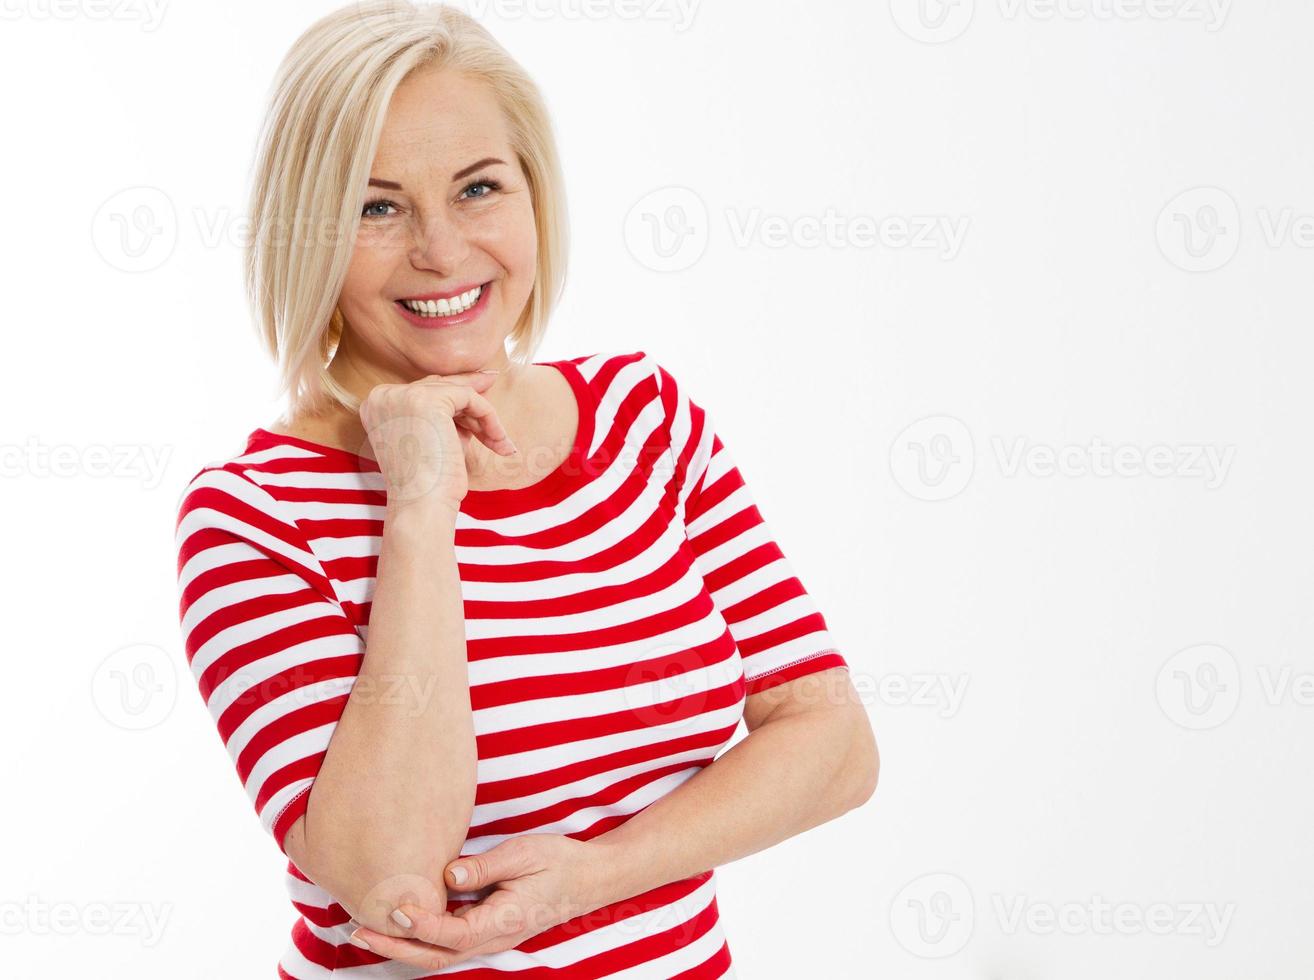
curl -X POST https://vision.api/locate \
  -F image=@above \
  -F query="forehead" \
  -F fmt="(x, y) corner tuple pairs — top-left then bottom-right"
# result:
(372, 66), (512, 168)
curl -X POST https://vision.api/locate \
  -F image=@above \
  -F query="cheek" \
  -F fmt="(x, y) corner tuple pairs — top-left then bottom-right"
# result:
(476, 201), (538, 276)
(340, 233), (400, 305)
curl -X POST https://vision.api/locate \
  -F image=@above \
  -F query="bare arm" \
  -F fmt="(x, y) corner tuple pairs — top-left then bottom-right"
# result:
(283, 500), (475, 932)
(588, 668), (878, 903)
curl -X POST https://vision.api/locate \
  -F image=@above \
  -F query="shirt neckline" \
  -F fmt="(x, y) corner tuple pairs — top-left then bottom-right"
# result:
(244, 358), (598, 519)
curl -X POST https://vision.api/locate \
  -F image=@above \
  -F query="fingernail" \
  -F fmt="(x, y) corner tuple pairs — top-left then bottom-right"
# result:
(390, 908), (413, 928)
(349, 929), (372, 950)
(451, 865), (468, 885)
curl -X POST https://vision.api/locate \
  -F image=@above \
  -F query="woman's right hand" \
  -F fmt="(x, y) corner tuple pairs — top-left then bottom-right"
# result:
(359, 370), (517, 515)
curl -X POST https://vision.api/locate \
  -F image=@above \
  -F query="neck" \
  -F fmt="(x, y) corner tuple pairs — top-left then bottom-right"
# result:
(281, 339), (526, 465)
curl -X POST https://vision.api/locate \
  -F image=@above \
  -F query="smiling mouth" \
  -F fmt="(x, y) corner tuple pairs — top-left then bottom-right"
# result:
(395, 282), (489, 318)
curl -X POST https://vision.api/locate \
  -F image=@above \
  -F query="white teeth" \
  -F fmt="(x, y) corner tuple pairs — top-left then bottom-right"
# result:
(401, 285), (483, 317)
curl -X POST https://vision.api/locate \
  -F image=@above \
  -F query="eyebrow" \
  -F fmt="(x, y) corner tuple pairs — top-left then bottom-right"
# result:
(367, 157), (509, 191)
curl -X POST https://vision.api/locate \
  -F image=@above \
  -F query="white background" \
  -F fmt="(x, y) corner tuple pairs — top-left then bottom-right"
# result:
(1, 0), (1310, 976)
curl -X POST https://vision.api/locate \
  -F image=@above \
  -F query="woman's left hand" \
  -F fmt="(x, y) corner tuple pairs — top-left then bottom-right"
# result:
(348, 833), (617, 970)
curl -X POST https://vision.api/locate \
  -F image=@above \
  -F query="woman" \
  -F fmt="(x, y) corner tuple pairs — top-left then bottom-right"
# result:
(173, 2), (879, 976)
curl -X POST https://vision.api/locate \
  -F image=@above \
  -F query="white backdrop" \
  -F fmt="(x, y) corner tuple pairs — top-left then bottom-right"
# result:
(1, 0), (1309, 976)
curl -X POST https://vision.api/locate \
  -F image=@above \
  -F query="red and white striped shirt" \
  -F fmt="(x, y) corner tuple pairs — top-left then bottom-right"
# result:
(174, 350), (849, 978)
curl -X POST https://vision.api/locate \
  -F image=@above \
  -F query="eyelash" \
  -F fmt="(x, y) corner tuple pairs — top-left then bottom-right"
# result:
(360, 177), (503, 218)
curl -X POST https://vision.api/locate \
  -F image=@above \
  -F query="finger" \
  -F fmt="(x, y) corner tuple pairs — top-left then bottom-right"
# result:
(391, 901), (483, 949)
(449, 389), (517, 457)
(403, 380), (514, 455)
(447, 838), (542, 891)
(433, 888), (529, 946)
(399, 888), (526, 950)
(349, 926), (459, 970)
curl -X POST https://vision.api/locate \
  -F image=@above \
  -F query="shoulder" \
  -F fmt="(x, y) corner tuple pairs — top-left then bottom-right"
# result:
(558, 349), (694, 410)
(174, 429), (315, 542)
(174, 461), (291, 542)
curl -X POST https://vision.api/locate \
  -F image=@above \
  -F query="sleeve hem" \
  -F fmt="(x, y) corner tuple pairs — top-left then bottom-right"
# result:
(272, 785), (312, 858)
(743, 650), (849, 697)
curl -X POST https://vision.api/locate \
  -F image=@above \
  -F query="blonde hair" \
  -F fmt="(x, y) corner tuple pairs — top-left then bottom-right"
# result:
(246, 0), (569, 417)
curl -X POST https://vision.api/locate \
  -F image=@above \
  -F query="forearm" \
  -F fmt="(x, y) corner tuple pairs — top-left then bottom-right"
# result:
(295, 502), (476, 927)
(590, 700), (875, 905)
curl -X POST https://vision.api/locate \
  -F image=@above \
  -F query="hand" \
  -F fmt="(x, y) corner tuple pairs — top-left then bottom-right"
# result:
(348, 834), (615, 970)
(359, 369), (517, 513)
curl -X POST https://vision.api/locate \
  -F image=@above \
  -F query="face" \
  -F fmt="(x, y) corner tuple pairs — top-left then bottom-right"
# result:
(333, 66), (538, 386)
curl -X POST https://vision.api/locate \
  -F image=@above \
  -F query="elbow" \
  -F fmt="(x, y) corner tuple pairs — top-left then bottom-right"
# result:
(844, 716), (880, 811)
(289, 809), (457, 934)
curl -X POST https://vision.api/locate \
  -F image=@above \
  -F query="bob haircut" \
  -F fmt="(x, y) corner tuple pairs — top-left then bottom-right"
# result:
(245, 0), (568, 417)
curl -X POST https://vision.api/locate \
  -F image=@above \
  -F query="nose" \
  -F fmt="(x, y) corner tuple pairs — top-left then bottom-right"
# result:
(407, 208), (470, 273)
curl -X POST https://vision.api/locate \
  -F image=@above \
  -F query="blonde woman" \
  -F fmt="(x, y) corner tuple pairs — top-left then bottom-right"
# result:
(173, 2), (878, 976)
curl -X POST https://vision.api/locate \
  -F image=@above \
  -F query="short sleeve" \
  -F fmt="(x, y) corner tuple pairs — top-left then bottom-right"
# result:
(652, 357), (850, 697)
(173, 464), (366, 858)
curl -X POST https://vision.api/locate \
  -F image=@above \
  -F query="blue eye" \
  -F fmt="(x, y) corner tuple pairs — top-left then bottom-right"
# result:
(461, 178), (502, 200)
(362, 198), (397, 218)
